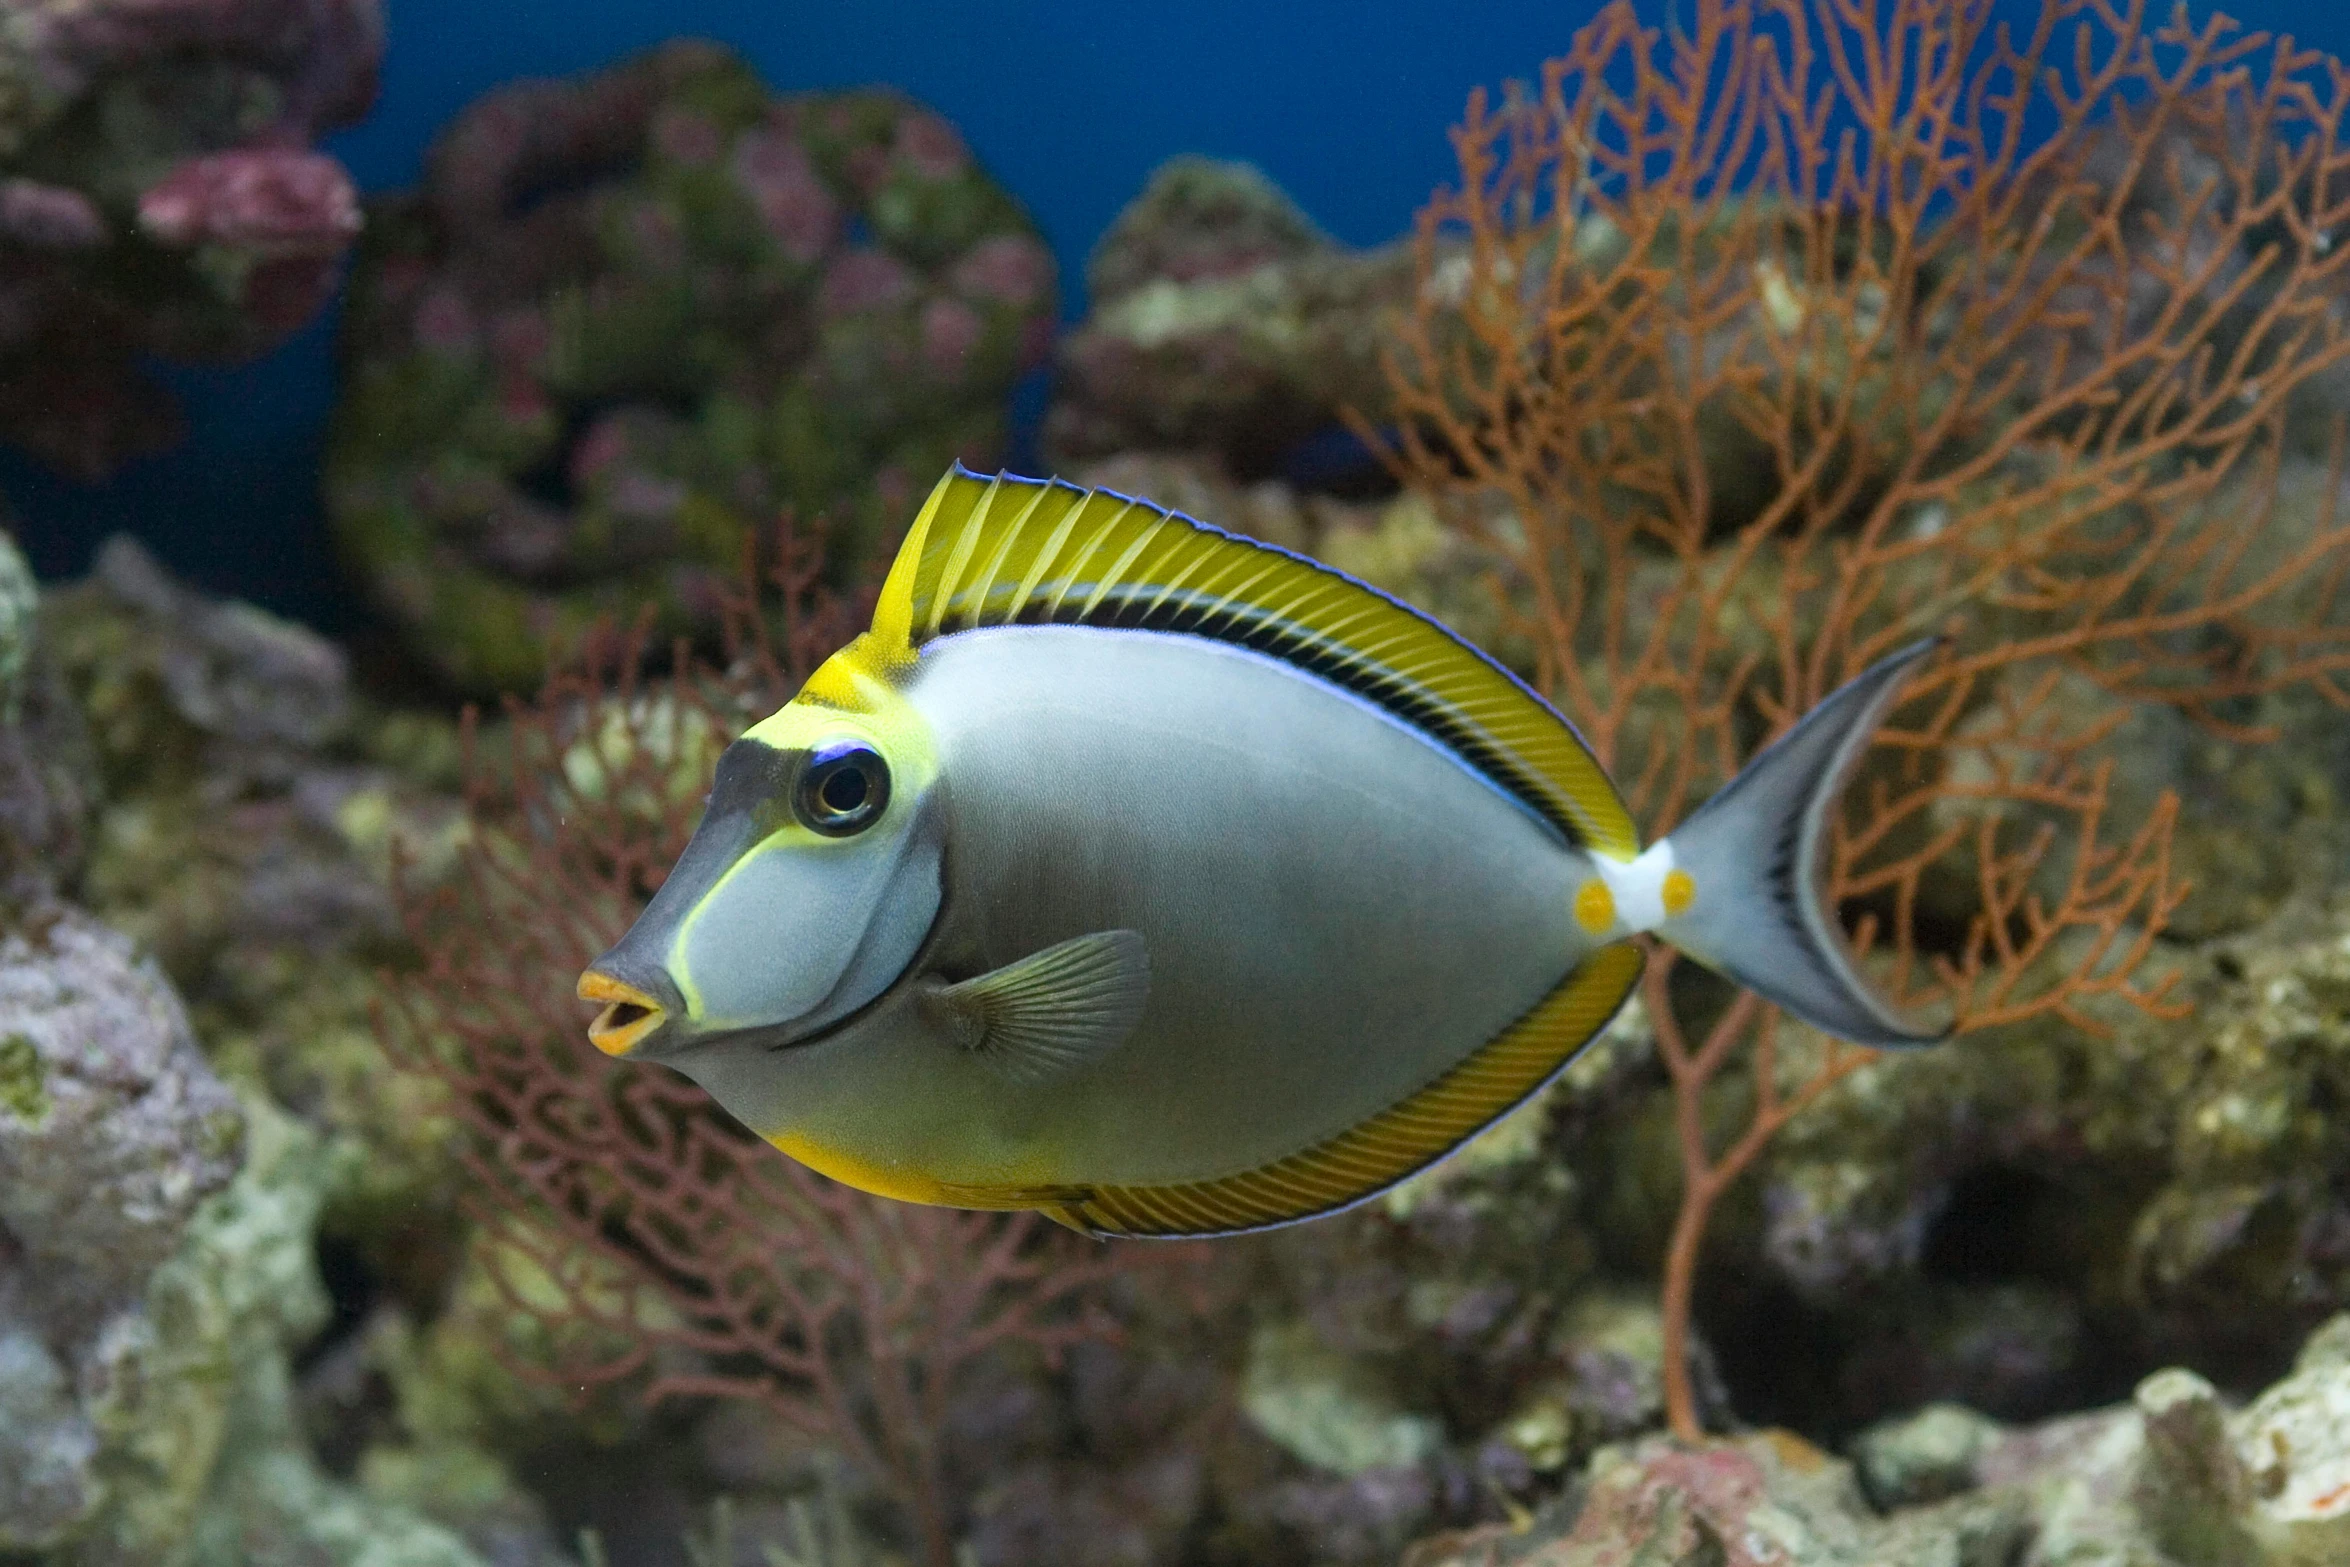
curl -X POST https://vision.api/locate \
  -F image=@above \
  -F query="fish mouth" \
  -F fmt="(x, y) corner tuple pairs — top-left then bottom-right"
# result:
(578, 970), (669, 1057)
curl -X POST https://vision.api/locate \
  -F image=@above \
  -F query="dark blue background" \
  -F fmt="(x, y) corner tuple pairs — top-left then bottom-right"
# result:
(8, 0), (2342, 625)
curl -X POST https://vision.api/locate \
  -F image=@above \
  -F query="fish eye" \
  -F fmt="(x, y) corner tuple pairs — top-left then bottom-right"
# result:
(796, 743), (891, 836)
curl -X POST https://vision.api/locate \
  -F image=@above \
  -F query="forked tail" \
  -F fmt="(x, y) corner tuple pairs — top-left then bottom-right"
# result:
(1595, 640), (1947, 1048)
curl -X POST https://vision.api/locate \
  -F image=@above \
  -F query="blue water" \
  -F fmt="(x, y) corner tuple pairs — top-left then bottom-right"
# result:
(9, 0), (2347, 627)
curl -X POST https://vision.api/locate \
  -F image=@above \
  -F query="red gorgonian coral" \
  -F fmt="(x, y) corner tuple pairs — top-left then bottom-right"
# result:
(384, 526), (1129, 1567)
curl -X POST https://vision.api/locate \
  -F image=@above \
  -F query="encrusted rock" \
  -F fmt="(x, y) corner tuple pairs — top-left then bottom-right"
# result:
(0, 518), (32, 713)
(0, 522), (97, 903)
(2228, 1315), (2350, 1563)
(1653, 842), (2350, 1434)
(1242, 1318), (1444, 1477)
(328, 41), (1054, 691)
(90, 535), (352, 752)
(0, 0), (381, 474)
(0, 904), (245, 1337)
(0, 1322), (103, 1549)
(1404, 1429), (2028, 1567)
(1852, 1402), (2006, 1509)
(0, 902), (244, 1550)
(158, 1098), (486, 1567)
(1084, 156), (1331, 302)
(1046, 158), (1418, 476)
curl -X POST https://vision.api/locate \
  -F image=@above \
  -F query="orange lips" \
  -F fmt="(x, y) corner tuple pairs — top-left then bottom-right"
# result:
(578, 970), (667, 1056)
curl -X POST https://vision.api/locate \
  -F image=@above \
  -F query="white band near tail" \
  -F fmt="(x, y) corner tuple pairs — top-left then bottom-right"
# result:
(1584, 841), (1695, 936)
(1574, 640), (1950, 1049)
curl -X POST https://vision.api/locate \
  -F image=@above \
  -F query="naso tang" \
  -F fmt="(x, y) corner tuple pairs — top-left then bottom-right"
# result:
(578, 465), (1945, 1238)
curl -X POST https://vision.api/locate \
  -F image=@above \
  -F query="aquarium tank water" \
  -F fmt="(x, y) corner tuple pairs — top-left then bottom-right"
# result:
(11, 1), (2350, 1564)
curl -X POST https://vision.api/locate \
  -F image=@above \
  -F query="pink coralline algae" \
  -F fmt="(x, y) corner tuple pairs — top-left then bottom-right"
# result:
(0, 0), (382, 477)
(136, 149), (362, 254)
(894, 109), (971, 180)
(328, 40), (1056, 691)
(732, 129), (840, 259)
(0, 181), (104, 251)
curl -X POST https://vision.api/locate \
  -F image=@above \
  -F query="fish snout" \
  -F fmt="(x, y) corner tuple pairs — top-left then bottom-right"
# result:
(578, 968), (672, 1057)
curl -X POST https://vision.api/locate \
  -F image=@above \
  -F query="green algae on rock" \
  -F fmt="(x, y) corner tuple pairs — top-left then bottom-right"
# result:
(38, 538), (470, 1274)
(0, 904), (245, 1553)
(0, 522), (33, 719)
(0, 522), (98, 905)
(1046, 158), (1416, 476)
(327, 41), (1055, 692)
(1400, 1312), (2350, 1566)
(93, 1095), (487, 1567)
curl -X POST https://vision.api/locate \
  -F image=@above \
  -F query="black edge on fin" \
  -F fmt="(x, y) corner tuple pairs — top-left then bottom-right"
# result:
(895, 466), (1641, 859)
(1045, 940), (1645, 1238)
(1654, 640), (1949, 1048)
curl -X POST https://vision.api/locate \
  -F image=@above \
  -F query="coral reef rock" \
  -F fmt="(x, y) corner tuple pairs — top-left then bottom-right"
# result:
(1046, 157), (1418, 478)
(166, 1097), (486, 1567)
(1665, 824), (2350, 1438)
(1407, 1313), (2350, 1566)
(0, 902), (244, 1551)
(328, 39), (1056, 691)
(0, 0), (379, 475)
(20, 536), (587, 1565)
(39, 531), (471, 1282)
(1403, 1429), (2028, 1567)
(0, 520), (98, 901)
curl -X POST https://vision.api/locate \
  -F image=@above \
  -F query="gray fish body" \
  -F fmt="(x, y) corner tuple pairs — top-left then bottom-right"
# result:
(687, 624), (1594, 1192)
(583, 466), (1945, 1236)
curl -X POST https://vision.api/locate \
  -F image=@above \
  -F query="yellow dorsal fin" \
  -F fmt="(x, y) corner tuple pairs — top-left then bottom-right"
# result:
(944, 942), (1645, 1237)
(881, 465), (1639, 858)
(870, 467), (987, 655)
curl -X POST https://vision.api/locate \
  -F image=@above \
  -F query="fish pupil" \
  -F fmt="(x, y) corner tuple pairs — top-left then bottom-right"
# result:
(797, 743), (891, 835)
(822, 766), (869, 813)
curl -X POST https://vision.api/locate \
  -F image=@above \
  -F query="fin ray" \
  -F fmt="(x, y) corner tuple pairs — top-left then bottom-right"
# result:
(890, 467), (1640, 857)
(995, 941), (1644, 1238)
(929, 929), (1151, 1082)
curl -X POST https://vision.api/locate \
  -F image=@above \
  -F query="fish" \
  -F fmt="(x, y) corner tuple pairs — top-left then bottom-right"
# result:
(577, 465), (1944, 1239)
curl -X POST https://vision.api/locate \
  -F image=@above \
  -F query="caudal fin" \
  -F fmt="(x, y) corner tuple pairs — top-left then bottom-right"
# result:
(1645, 640), (1947, 1048)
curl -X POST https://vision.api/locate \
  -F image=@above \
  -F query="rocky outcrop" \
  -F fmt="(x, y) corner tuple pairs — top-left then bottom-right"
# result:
(1044, 157), (1418, 477)
(0, 0), (380, 475)
(327, 41), (1055, 690)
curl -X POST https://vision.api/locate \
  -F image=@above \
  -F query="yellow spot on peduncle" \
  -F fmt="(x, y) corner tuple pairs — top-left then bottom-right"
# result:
(1663, 868), (1697, 918)
(1574, 879), (1616, 934)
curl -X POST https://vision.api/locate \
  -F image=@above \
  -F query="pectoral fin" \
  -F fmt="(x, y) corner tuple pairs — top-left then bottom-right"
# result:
(928, 930), (1149, 1081)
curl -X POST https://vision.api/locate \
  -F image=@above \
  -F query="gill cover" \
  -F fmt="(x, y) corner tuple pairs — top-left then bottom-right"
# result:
(588, 719), (943, 1047)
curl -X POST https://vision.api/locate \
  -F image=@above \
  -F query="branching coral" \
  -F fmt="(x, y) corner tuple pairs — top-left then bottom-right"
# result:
(1371, 0), (2350, 1441)
(383, 529), (1125, 1567)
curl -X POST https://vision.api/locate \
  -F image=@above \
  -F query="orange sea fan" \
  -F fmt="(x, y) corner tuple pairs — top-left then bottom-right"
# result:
(1370, 0), (2350, 1439)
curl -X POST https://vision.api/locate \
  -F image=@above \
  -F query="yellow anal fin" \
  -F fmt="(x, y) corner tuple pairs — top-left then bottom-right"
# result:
(1019, 942), (1645, 1239)
(875, 466), (1640, 858)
